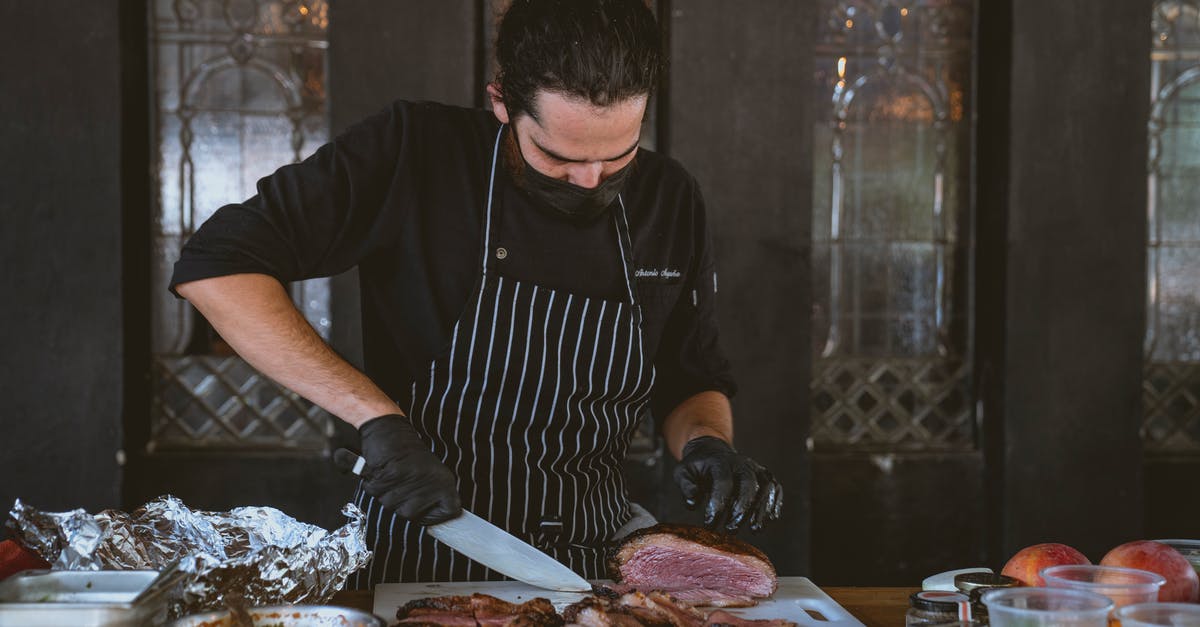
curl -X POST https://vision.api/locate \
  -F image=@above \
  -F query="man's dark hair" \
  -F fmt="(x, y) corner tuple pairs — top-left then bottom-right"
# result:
(495, 0), (664, 120)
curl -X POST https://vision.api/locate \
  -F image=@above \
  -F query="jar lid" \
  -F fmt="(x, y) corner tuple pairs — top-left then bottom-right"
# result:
(910, 590), (973, 617)
(954, 572), (1021, 592)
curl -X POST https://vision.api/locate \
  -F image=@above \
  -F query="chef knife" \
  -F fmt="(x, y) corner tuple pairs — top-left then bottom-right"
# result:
(335, 449), (593, 592)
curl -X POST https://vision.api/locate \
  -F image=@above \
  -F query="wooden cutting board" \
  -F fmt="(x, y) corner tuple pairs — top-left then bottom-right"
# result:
(374, 577), (864, 626)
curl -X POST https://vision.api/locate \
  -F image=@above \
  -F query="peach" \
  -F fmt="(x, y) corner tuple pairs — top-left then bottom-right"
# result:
(1001, 542), (1091, 586)
(1100, 540), (1199, 603)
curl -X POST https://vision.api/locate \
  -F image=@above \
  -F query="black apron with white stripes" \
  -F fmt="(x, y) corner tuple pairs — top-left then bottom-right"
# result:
(353, 126), (655, 585)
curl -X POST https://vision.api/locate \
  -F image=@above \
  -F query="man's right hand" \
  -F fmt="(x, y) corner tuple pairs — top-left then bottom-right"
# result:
(357, 414), (462, 525)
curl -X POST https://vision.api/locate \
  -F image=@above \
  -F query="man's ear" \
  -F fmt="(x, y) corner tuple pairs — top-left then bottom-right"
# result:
(487, 83), (510, 124)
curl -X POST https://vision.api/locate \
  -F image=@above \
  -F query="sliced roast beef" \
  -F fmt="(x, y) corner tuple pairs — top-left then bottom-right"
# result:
(617, 591), (708, 627)
(563, 596), (656, 627)
(607, 524), (778, 606)
(563, 591), (708, 627)
(662, 589), (756, 608)
(398, 593), (562, 627)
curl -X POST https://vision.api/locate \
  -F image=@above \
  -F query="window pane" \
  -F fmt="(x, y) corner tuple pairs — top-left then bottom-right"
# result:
(1146, 0), (1200, 453)
(811, 0), (976, 451)
(149, 0), (333, 451)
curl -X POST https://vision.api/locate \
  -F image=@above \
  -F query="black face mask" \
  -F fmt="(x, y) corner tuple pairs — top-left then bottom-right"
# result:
(517, 154), (634, 222)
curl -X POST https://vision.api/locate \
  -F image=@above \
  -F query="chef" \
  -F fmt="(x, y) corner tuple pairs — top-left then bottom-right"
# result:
(170, 0), (782, 585)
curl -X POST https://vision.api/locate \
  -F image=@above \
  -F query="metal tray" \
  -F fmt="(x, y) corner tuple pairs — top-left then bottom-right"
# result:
(168, 605), (385, 626)
(0, 569), (172, 626)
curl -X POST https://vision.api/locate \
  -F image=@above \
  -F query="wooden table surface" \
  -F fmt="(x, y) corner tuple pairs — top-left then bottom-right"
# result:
(331, 586), (916, 626)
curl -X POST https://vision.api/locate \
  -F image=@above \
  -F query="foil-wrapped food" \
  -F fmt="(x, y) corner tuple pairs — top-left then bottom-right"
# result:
(5, 495), (370, 616)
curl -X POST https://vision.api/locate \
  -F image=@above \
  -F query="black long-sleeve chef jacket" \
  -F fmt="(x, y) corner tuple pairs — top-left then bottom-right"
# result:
(170, 100), (735, 423)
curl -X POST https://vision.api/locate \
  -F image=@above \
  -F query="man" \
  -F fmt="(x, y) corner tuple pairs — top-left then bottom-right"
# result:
(171, 0), (781, 585)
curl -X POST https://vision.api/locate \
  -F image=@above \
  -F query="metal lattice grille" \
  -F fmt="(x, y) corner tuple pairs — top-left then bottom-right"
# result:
(1146, 1), (1200, 453)
(1144, 363), (1200, 451)
(149, 0), (335, 451)
(152, 355), (331, 451)
(811, 0), (977, 451)
(812, 356), (972, 450)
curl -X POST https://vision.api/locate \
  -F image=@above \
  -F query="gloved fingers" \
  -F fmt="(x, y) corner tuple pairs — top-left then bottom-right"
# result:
(726, 464), (760, 532)
(332, 448), (368, 477)
(372, 485), (409, 514)
(748, 484), (771, 532)
(374, 482), (462, 524)
(672, 464), (703, 509)
(418, 492), (464, 526)
(749, 475), (782, 531)
(404, 488), (463, 526)
(704, 463), (735, 528)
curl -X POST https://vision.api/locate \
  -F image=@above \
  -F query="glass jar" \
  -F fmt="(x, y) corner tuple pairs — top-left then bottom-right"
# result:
(954, 572), (1021, 625)
(907, 591), (975, 625)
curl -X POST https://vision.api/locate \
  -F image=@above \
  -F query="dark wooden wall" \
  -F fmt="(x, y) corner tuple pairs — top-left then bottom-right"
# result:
(977, 0), (1153, 562)
(0, 0), (135, 516)
(663, 0), (813, 576)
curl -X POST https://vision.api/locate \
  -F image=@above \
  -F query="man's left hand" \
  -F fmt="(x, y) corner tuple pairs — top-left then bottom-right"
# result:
(673, 436), (783, 533)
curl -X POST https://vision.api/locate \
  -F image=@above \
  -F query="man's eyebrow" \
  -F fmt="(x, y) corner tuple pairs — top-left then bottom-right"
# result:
(532, 136), (641, 163)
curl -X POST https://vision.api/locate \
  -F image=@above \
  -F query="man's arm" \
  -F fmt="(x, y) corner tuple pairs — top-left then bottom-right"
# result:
(176, 273), (398, 427)
(177, 272), (463, 524)
(661, 390), (732, 460)
(663, 390), (784, 532)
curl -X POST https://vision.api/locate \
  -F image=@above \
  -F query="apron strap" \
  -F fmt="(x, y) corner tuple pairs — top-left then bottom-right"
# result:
(614, 194), (639, 307)
(480, 125), (505, 277)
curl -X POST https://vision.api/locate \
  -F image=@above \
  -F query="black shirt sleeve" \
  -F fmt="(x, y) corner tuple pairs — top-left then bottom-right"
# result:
(169, 102), (410, 293)
(648, 179), (738, 421)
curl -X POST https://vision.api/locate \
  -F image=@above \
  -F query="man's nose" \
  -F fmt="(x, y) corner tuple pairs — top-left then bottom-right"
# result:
(565, 162), (604, 189)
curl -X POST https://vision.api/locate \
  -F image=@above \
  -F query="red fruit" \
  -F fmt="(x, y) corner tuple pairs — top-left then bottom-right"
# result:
(1001, 543), (1091, 586)
(1100, 540), (1199, 603)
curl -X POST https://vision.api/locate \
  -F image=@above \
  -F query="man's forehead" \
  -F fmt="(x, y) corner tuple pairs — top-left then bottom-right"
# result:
(520, 91), (647, 160)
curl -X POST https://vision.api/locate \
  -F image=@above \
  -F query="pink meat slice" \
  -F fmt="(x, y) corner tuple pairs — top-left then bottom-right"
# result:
(608, 524), (778, 606)
(663, 589), (756, 608)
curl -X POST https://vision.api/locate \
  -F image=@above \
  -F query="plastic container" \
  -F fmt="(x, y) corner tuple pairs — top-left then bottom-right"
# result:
(1114, 602), (1200, 626)
(1041, 564), (1166, 609)
(0, 570), (172, 627)
(1156, 539), (1200, 578)
(982, 587), (1113, 627)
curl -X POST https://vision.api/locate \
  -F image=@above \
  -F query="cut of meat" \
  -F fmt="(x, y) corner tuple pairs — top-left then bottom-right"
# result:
(563, 596), (654, 627)
(704, 610), (797, 627)
(662, 589), (755, 608)
(564, 591), (706, 627)
(617, 591), (708, 627)
(607, 524), (778, 606)
(398, 593), (563, 627)
(474, 596), (559, 627)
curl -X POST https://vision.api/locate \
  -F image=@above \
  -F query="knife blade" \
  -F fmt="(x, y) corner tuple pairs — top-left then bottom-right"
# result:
(337, 449), (592, 592)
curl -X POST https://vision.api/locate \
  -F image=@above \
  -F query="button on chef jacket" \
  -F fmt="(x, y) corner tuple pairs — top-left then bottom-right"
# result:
(168, 100), (737, 578)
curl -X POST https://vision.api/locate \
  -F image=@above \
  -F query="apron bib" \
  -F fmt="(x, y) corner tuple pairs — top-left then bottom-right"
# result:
(352, 126), (655, 585)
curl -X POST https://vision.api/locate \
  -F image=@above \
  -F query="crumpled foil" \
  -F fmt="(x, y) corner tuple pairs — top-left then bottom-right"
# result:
(6, 495), (370, 615)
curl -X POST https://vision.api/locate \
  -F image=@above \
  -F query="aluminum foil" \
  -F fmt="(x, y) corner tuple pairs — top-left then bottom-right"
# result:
(5, 495), (370, 615)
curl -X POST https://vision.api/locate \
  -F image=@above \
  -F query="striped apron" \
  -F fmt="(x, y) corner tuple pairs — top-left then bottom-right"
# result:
(352, 126), (656, 586)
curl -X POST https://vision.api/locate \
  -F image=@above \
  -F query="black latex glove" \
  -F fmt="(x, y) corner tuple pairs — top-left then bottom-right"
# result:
(673, 436), (783, 532)
(342, 414), (462, 526)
